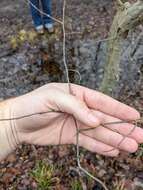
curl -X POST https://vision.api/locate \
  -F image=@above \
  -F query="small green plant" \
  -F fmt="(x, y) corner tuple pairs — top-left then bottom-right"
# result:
(136, 144), (143, 158)
(31, 160), (59, 190)
(71, 180), (82, 190)
(113, 179), (127, 190)
(139, 143), (143, 150)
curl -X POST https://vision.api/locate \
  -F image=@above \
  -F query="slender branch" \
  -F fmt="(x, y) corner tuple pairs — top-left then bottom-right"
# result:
(0, 110), (61, 122)
(2, 1), (142, 190)
(104, 122), (138, 153)
(73, 118), (109, 190)
(26, 0), (63, 24)
(62, 0), (70, 88)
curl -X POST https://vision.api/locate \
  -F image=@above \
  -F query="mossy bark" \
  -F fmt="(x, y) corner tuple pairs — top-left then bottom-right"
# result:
(100, 0), (143, 96)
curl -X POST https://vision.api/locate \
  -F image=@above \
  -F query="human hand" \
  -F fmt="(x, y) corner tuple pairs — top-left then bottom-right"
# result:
(1, 83), (143, 160)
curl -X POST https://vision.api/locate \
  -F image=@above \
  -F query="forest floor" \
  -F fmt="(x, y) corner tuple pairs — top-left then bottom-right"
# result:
(0, 0), (143, 190)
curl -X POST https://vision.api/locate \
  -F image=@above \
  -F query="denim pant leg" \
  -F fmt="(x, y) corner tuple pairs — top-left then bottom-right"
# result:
(30, 0), (43, 27)
(41, 0), (52, 24)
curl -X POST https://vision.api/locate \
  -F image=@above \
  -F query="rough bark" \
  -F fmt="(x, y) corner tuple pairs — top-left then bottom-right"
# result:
(100, 0), (143, 96)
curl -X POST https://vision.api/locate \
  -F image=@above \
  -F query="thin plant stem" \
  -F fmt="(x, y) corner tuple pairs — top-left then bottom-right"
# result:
(73, 118), (109, 190)
(62, 0), (71, 93)
(104, 122), (138, 153)
(26, 0), (63, 24)
(3, 1), (143, 190)
(0, 110), (62, 122)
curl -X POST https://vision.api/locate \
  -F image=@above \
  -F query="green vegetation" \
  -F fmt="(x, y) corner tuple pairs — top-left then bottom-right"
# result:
(71, 179), (82, 190)
(10, 29), (37, 49)
(113, 179), (127, 190)
(31, 160), (59, 190)
(136, 144), (143, 158)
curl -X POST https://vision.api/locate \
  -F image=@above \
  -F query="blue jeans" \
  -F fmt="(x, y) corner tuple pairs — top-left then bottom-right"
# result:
(30, 0), (52, 27)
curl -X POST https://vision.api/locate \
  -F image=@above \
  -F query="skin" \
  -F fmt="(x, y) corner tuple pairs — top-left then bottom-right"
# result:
(6, 83), (143, 158)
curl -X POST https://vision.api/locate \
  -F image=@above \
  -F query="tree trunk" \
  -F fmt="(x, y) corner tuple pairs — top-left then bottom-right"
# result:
(100, 0), (143, 96)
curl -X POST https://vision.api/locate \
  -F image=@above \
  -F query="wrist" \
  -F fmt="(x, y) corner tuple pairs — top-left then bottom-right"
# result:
(0, 100), (20, 161)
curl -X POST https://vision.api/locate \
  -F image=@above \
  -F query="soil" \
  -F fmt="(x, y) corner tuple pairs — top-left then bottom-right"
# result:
(0, 0), (143, 189)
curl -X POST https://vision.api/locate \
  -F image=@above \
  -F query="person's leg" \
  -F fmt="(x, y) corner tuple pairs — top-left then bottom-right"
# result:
(29, 0), (43, 28)
(41, 0), (53, 24)
(41, 0), (54, 33)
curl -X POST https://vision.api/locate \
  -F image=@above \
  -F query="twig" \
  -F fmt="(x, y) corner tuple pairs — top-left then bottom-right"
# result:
(0, 110), (61, 121)
(68, 69), (82, 83)
(62, 0), (70, 88)
(104, 121), (138, 153)
(61, 3), (107, 187)
(79, 118), (143, 133)
(26, 0), (63, 24)
(73, 118), (109, 190)
(2, 1), (142, 190)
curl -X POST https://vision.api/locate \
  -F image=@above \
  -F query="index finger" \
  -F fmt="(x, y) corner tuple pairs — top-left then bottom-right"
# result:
(71, 84), (140, 121)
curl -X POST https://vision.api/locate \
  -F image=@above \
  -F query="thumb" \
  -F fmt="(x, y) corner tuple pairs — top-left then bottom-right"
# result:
(53, 91), (100, 127)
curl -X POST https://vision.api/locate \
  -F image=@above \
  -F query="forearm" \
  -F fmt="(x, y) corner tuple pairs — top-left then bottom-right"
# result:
(0, 100), (19, 161)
